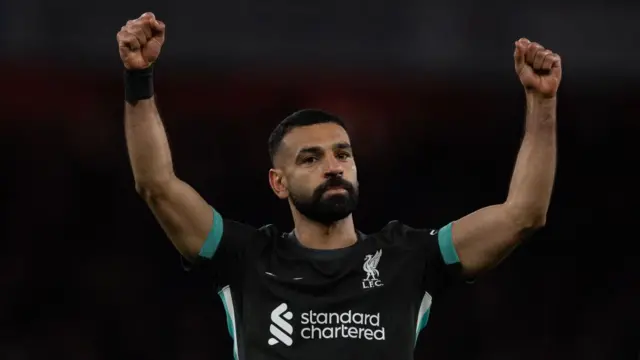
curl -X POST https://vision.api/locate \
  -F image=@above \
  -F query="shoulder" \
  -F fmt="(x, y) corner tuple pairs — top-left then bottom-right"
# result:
(373, 220), (438, 242)
(365, 220), (447, 257)
(222, 219), (283, 242)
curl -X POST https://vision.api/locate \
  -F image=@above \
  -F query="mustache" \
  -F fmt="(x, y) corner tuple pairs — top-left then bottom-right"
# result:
(315, 176), (355, 195)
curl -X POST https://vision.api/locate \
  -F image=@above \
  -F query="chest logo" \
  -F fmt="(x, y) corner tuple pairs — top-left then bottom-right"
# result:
(362, 250), (384, 289)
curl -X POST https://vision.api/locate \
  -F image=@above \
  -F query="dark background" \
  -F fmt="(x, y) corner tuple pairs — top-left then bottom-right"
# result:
(0, 2), (638, 359)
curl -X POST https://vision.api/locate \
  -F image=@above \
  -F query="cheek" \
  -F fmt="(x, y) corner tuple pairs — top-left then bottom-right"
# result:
(348, 161), (357, 175)
(288, 173), (317, 194)
(345, 164), (358, 184)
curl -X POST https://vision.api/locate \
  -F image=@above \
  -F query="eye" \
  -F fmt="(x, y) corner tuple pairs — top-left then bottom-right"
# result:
(336, 152), (351, 161)
(302, 156), (318, 164)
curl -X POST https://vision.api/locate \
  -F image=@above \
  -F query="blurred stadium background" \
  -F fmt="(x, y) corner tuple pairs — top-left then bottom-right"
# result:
(0, 1), (638, 359)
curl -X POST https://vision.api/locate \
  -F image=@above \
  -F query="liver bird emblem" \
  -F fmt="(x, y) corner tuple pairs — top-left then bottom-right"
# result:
(363, 250), (382, 281)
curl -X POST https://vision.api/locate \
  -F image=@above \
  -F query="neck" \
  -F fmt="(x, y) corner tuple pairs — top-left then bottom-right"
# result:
(291, 212), (358, 250)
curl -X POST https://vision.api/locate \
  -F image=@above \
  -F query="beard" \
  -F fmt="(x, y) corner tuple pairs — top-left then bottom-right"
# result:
(290, 176), (359, 225)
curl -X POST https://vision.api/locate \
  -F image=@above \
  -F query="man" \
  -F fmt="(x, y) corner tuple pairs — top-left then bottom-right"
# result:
(117, 12), (561, 360)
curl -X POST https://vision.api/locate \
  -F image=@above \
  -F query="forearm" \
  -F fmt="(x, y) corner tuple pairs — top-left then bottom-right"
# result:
(505, 95), (557, 227)
(125, 97), (176, 190)
(118, 15), (214, 260)
(448, 39), (561, 275)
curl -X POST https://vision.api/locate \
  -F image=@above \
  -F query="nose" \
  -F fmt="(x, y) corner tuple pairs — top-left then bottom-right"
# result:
(323, 154), (344, 178)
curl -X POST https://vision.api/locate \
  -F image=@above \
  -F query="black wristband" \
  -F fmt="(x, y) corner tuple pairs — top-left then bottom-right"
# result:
(124, 65), (154, 104)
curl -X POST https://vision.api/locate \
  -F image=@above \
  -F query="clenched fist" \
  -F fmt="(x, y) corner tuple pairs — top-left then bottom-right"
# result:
(514, 38), (562, 98)
(117, 12), (166, 70)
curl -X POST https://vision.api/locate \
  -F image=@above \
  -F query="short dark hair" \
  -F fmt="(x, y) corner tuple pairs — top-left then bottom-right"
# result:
(268, 109), (347, 164)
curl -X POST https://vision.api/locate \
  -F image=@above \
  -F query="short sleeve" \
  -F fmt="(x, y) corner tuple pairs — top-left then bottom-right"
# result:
(386, 221), (462, 296)
(183, 207), (258, 290)
(424, 222), (462, 294)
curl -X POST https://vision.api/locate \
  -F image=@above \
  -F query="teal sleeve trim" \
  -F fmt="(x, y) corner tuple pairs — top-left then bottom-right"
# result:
(198, 208), (224, 259)
(437, 222), (460, 265)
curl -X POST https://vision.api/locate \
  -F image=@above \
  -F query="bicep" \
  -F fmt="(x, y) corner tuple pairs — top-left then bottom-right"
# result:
(142, 178), (213, 261)
(451, 204), (527, 276)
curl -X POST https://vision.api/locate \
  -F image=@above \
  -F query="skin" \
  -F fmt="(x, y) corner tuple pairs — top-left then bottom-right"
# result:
(118, 12), (561, 278)
(268, 123), (359, 250)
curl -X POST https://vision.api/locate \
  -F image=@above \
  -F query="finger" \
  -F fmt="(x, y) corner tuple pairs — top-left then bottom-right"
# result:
(525, 42), (542, 65)
(116, 26), (128, 42)
(127, 27), (148, 46)
(514, 41), (525, 65)
(541, 52), (556, 71)
(150, 19), (165, 33)
(150, 21), (166, 44)
(117, 29), (135, 45)
(550, 56), (562, 79)
(129, 21), (152, 41)
(533, 50), (551, 70)
(139, 12), (156, 21)
(118, 32), (141, 51)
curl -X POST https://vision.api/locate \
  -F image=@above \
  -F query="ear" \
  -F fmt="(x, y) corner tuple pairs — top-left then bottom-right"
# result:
(268, 168), (289, 199)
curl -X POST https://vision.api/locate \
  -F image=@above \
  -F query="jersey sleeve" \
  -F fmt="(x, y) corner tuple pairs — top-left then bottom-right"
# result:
(423, 223), (462, 294)
(388, 221), (462, 296)
(183, 207), (258, 289)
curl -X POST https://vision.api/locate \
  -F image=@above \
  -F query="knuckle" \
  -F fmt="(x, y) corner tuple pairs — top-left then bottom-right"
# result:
(130, 28), (142, 36)
(133, 24), (149, 33)
(136, 19), (151, 28)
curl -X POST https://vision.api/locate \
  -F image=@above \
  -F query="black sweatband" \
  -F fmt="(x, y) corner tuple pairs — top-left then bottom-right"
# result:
(124, 65), (154, 104)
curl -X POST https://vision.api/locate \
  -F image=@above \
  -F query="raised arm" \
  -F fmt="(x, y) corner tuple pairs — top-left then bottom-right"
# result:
(118, 13), (212, 262)
(451, 38), (562, 276)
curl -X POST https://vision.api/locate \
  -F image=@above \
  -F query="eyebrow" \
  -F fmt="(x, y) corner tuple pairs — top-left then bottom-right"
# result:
(297, 142), (352, 156)
(298, 146), (324, 156)
(334, 142), (352, 151)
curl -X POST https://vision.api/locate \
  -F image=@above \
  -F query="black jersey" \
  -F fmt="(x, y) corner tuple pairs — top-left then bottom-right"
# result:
(189, 209), (461, 360)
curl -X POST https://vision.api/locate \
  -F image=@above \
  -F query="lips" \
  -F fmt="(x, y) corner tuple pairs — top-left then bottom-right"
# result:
(322, 186), (348, 196)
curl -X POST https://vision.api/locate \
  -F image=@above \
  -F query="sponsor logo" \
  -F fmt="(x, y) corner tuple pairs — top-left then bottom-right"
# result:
(268, 305), (387, 345)
(268, 303), (294, 346)
(300, 309), (386, 341)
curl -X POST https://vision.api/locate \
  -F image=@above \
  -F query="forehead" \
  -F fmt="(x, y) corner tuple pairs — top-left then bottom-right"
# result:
(282, 123), (350, 152)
